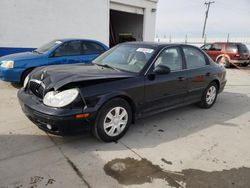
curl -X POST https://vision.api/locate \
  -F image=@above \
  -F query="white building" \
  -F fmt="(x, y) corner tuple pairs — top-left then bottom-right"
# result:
(0, 0), (158, 55)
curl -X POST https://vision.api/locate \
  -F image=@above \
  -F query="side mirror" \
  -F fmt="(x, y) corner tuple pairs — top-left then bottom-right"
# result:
(153, 65), (171, 75)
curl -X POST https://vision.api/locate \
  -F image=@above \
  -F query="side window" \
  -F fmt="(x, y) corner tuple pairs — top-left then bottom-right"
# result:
(54, 41), (81, 57)
(82, 42), (106, 55)
(183, 47), (207, 69)
(211, 43), (222, 51)
(154, 47), (183, 71)
(226, 43), (237, 53)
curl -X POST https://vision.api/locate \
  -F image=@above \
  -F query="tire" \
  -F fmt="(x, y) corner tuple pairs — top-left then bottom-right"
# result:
(240, 63), (248, 67)
(198, 82), (218, 109)
(92, 98), (132, 142)
(217, 57), (231, 68)
(20, 68), (33, 85)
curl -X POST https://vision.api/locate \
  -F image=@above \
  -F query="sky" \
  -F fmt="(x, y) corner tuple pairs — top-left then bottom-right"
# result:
(155, 0), (250, 38)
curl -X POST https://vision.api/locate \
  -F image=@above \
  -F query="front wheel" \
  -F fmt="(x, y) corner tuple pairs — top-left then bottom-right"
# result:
(20, 68), (33, 85)
(92, 98), (132, 142)
(198, 82), (218, 109)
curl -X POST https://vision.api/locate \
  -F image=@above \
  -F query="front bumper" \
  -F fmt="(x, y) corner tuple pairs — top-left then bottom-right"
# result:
(219, 79), (227, 93)
(18, 88), (95, 135)
(0, 67), (23, 83)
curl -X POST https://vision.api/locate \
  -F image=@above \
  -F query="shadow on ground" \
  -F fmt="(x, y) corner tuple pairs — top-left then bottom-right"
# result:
(1, 91), (250, 187)
(1, 91), (249, 155)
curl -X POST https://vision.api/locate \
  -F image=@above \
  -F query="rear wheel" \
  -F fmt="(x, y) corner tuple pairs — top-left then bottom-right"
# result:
(198, 82), (218, 109)
(92, 98), (132, 142)
(240, 63), (249, 67)
(217, 56), (231, 68)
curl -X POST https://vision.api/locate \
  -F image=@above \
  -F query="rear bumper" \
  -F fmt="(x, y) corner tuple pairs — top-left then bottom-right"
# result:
(18, 88), (95, 135)
(0, 67), (22, 83)
(219, 80), (227, 93)
(229, 59), (250, 65)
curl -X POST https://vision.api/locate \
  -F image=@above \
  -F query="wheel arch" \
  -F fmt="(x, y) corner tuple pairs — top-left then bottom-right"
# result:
(210, 79), (220, 91)
(97, 93), (137, 123)
(21, 67), (35, 81)
(216, 54), (230, 62)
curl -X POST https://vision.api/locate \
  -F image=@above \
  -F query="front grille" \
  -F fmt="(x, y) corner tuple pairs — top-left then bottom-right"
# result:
(29, 79), (45, 98)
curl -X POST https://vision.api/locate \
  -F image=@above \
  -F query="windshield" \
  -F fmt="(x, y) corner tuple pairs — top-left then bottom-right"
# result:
(93, 44), (155, 73)
(34, 40), (62, 54)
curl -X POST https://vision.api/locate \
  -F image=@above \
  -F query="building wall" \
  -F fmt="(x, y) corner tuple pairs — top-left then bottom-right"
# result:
(0, 0), (110, 48)
(0, 0), (157, 51)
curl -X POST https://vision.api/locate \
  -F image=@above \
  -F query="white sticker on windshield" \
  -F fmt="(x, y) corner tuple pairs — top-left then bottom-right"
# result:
(136, 48), (154, 53)
(55, 41), (62, 44)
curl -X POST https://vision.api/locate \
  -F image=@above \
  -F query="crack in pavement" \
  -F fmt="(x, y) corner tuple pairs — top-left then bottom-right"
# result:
(46, 133), (92, 188)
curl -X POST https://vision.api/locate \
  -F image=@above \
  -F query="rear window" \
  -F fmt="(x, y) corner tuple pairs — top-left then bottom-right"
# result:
(225, 44), (237, 53)
(183, 47), (207, 69)
(82, 42), (106, 55)
(237, 44), (249, 53)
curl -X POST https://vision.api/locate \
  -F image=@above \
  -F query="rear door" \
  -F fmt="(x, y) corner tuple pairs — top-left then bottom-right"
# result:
(225, 43), (238, 61)
(182, 46), (212, 102)
(143, 46), (188, 114)
(81, 42), (106, 63)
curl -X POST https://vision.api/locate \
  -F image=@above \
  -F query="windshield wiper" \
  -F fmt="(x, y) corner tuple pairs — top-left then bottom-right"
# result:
(32, 50), (42, 54)
(96, 63), (120, 72)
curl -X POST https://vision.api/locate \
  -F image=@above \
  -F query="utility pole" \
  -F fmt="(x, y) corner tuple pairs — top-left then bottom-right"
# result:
(202, 1), (215, 38)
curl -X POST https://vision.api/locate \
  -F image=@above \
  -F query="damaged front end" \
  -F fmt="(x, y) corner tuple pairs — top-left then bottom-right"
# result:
(18, 64), (135, 135)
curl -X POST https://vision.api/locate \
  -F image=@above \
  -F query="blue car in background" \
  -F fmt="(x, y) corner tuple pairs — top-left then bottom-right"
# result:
(0, 39), (108, 84)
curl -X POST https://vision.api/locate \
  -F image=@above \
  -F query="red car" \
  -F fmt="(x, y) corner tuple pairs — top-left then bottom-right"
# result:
(201, 42), (250, 68)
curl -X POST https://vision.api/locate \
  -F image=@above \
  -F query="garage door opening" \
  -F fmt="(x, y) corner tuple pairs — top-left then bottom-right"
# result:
(110, 10), (143, 47)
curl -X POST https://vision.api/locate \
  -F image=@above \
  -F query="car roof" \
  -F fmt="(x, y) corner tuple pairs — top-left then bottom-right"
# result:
(122, 42), (197, 49)
(56, 38), (105, 43)
(210, 42), (244, 45)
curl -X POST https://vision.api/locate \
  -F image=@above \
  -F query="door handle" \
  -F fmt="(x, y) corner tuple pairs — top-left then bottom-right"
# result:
(178, 77), (186, 81)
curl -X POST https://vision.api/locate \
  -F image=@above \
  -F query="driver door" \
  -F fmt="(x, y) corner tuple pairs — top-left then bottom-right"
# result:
(142, 47), (188, 115)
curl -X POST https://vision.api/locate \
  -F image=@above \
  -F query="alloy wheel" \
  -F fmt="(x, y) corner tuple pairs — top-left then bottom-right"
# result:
(206, 85), (217, 105)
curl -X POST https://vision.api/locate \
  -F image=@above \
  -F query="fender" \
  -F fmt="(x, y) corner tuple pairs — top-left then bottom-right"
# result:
(95, 91), (138, 111)
(215, 54), (230, 62)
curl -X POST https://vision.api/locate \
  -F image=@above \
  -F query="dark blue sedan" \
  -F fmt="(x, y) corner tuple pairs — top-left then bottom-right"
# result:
(0, 39), (108, 84)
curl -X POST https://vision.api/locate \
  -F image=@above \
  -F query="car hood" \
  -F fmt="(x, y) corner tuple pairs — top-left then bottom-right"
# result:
(31, 64), (136, 90)
(0, 51), (43, 62)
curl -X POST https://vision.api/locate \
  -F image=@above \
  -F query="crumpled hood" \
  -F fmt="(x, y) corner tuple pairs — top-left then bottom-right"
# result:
(31, 64), (135, 90)
(0, 51), (43, 62)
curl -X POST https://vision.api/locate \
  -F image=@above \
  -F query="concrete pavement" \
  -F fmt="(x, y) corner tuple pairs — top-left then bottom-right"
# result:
(0, 68), (250, 188)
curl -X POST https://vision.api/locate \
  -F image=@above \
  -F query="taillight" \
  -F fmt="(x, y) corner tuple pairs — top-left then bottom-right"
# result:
(234, 53), (240, 59)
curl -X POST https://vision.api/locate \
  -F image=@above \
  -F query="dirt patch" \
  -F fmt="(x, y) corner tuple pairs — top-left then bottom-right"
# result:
(104, 158), (250, 188)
